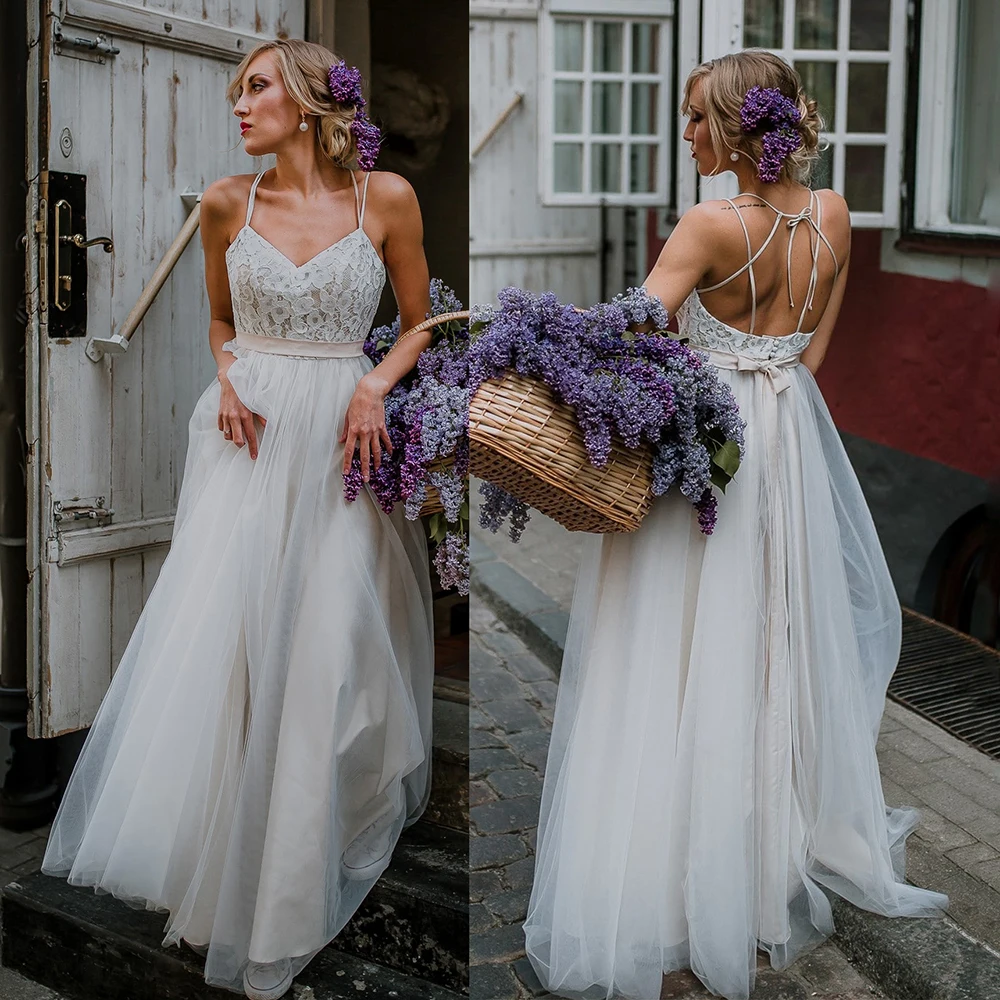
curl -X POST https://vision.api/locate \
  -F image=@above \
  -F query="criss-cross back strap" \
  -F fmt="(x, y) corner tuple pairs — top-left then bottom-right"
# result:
(699, 199), (783, 335)
(245, 170), (266, 226)
(698, 189), (841, 335)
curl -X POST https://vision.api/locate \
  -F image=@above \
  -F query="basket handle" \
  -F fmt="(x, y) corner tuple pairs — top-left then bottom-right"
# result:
(390, 310), (471, 353)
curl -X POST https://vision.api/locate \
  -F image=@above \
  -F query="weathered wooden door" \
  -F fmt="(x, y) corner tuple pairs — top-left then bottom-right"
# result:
(24, 0), (304, 738)
(469, 2), (603, 307)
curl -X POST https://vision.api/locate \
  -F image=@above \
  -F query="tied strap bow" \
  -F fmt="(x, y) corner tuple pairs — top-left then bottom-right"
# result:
(703, 349), (800, 394)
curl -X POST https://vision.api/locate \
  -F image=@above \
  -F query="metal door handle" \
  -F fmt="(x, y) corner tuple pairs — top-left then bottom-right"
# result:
(59, 233), (114, 252)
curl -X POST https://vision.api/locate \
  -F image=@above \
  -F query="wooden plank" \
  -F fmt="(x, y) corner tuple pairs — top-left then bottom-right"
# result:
(55, 515), (175, 565)
(139, 42), (178, 520)
(109, 36), (145, 527)
(110, 553), (144, 675)
(43, 44), (116, 735)
(63, 0), (271, 61)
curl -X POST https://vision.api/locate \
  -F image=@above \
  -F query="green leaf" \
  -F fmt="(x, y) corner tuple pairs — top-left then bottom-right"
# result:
(710, 466), (731, 493)
(711, 440), (741, 478)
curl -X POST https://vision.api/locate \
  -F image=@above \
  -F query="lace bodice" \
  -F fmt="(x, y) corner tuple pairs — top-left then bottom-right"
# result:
(676, 290), (812, 362)
(224, 170), (385, 344)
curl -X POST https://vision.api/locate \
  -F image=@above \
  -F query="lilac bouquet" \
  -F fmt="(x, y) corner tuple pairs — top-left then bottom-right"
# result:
(343, 279), (470, 594)
(470, 286), (745, 539)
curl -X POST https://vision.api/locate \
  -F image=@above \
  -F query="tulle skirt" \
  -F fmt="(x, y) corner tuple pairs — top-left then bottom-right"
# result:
(41, 343), (435, 993)
(523, 358), (948, 1000)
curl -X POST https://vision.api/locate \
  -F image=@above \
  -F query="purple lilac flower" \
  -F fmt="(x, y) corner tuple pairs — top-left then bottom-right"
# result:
(739, 85), (802, 184)
(433, 532), (469, 596)
(344, 278), (470, 592)
(468, 285), (744, 537)
(327, 61), (381, 171)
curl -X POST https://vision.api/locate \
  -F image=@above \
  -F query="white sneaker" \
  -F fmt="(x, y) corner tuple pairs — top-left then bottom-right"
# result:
(243, 958), (293, 1000)
(342, 810), (397, 880)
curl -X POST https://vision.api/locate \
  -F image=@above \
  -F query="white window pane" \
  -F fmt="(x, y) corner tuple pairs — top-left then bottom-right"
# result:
(844, 145), (884, 211)
(630, 145), (658, 193)
(592, 22), (623, 73)
(795, 61), (836, 130)
(555, 81), (584, 134)
(592, 143), (623, 192)
(744, 0), (784, 47)
(850, 0), (891, 50)
(592, 82), (623, 134)
(630, 82), (658, 135)
(951, 0), (1000, 226)
(554, 143), (584, 192)
(555, 21), (584, 71)
(847, 63), (888, 133)
(631, 23), (659, 73)
(809, 143), (834, 190)
(796, 0), (839, 50)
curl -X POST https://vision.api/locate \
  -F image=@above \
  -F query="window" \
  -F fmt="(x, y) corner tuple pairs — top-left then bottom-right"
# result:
(540, 1), (674, 206)
(700, 0), (907, 227)
(908, 0), (1000, 243)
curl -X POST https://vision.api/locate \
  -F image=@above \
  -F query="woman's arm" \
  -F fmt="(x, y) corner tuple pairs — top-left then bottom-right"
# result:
(641, 203), (723, 318)
(200, 176), (265, 459)
(340, 172), (432, 481)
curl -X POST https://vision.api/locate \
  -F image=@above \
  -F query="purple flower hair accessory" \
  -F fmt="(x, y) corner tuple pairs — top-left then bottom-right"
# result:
(739, 85), (802, 184)
(327, 60), (382, 171)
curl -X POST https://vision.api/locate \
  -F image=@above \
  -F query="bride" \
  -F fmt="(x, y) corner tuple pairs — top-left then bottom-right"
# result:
(40, 38), (437, 1000)
(523, 50), (948, 1000)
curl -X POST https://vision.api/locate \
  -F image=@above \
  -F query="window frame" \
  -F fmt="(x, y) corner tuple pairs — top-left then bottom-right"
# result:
(898, 0), (1000, 256)
(538, 0), (676, 207)
(689, 0), (908, 229)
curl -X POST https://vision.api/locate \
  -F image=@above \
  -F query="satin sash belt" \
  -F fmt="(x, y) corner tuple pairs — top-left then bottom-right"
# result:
(701, 347), (800, 393)
(235, 330), (366, 358)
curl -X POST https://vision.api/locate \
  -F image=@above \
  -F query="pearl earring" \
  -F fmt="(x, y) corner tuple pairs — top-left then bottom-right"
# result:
(730, 151), (739, 161)
(299, 112), (309, 132)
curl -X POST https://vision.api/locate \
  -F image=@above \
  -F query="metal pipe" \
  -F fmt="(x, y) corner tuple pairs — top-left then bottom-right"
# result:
(85, 197), (202, 361)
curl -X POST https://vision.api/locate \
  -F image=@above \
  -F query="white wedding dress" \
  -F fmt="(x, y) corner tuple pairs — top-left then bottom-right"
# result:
(524, 190), (948, 1000)
(41, 169), (435, 993)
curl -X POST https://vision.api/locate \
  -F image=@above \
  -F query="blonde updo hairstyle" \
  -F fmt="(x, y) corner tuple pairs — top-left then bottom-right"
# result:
(681, 49), (823, 184)
(226, 38), (360, 167)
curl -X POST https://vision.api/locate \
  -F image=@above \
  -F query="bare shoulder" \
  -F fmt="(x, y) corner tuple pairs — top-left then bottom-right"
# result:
(672, 199), (732, 238)
(363, 169), (418, 210)
(811, 187), (851, 263)
(200, 173), (256, 241)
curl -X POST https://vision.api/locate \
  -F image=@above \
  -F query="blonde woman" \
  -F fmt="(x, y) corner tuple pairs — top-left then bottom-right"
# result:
(41, 39), (436, 1000)
(524, 51), (948, 1000)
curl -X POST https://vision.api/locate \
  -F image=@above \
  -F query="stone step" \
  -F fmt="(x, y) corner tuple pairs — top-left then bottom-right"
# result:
(1, 820), (468, 998)
(334, 821), (468, 992)
(427, 692), (469, 832)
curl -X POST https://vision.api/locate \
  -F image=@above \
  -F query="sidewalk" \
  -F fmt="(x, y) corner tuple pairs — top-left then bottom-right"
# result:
(470, 481), (1000, 1000)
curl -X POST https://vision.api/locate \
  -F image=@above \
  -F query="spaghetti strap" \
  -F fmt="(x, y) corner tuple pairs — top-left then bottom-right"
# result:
(359, 172), (371, 230)
(245, 170), (266, 227)
(349, 170), (361, 227)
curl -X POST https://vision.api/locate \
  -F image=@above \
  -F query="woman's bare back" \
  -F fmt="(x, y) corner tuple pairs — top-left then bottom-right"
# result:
(695, 186), (850, 337)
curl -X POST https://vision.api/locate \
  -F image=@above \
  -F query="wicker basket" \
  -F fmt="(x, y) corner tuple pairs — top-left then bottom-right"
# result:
(390, 310), (470, 520)
(419, 456), (453, 517)
(469, 372), (654, 533)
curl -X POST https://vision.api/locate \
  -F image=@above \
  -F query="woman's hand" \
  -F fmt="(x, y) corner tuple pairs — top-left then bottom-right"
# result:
(218, 362), (266, 461)
(340, 372), (393, 481)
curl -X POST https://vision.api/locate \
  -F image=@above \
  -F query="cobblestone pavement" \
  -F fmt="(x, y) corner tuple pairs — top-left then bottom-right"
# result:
(469, 599), (884, 1000)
